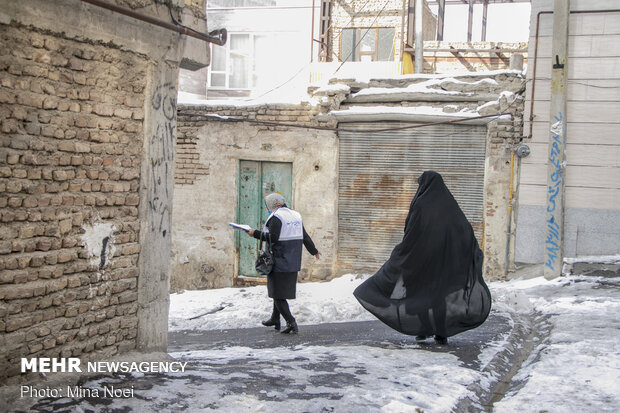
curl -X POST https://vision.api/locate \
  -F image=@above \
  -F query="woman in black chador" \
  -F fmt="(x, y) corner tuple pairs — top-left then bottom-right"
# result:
(353, 171), (491, 345)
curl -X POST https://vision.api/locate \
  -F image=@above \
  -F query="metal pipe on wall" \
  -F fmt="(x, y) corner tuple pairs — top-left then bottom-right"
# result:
(79, 0), (227, 45)
(529, 8), (620, 138)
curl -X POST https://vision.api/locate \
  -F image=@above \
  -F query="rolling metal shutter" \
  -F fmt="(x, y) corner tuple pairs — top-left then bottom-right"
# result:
(338, 121), (487, 274)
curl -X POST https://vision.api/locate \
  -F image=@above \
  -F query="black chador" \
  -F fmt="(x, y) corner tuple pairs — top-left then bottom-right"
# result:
(353, 171), (491, 341)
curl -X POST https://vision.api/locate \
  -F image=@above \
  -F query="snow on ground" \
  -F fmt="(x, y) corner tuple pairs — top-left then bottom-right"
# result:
(169, 273), (375, 332)
(14, 265), (618, 412)
(169, 266), (620, 412)
(163, 345), (481, 413)
(491, 275), (620, 412)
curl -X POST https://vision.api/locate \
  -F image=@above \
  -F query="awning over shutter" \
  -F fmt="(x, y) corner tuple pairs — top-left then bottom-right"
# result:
(338, 121), (487, 274)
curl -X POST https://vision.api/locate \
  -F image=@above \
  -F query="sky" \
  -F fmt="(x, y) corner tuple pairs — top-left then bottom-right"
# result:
(430, 3), (532, 43)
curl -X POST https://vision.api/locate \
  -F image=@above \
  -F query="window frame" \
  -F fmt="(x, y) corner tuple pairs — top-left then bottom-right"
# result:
(208, 32), (257, 91)
(339, 27), (395, 62)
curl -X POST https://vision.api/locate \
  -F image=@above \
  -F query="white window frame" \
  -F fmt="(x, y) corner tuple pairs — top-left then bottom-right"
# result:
(208, 32), (263, 91)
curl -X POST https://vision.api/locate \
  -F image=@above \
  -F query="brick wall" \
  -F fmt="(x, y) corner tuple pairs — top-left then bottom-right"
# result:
(0, 24), (148, 382)
(175, 101), (336, 186)
(329, 0), (406, 62)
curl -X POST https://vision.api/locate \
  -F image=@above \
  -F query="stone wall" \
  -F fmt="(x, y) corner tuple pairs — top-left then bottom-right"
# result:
(0, 21), (146, 383)
(0, 0), (199, 383)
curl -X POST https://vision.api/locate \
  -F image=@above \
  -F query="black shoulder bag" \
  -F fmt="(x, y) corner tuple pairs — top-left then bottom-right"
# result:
(255, 231), (274, 275)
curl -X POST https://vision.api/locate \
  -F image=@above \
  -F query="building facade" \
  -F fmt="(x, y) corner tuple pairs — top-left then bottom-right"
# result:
(0, 0), (209, 383)
(172, 69), (526, 291)
(515, 0), (620, 265)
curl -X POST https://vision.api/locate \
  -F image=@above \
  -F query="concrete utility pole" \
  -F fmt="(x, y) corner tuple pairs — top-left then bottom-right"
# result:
(414, 0), (424, 73)
(544, 0), (570, 279)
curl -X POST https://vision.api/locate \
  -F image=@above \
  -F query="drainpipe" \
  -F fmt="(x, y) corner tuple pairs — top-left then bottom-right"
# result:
(504, 151), (515, 276)
(505, 144), (530, 276)
(80, 0), (227, 45)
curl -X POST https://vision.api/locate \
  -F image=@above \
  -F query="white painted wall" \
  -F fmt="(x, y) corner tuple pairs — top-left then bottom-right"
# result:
(516, 0), (620, 263)
(171, 120), (339, 290)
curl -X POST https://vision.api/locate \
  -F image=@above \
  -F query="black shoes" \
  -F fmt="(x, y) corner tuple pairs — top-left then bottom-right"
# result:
(280, 320), (298, 334)
(261, 318), (281, 331)
(415, 335), (448, 344)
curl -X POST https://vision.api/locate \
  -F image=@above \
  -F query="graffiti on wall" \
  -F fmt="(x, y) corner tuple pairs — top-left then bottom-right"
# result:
(148, 82), (177, 238)
(544, 112), (564, 271)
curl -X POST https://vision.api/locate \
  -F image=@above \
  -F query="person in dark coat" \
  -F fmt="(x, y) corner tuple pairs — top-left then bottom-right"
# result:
(353, 171), (491, 345)
(248, 193), (321, 334)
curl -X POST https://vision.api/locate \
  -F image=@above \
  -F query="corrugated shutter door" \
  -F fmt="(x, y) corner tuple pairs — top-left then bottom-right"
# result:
(338, 122), (487, 274)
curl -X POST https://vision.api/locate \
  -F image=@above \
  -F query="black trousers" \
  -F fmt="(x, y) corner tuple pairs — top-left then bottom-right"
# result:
(270, 299), (295, 324)
(418, 298), (448, 338)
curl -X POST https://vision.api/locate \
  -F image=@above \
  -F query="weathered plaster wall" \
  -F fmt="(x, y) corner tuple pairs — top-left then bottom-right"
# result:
(173, 105), (338, 291)
(174, 71), (526, 287)
(0, 0), (194, 382)
(330, 72), (526, 278)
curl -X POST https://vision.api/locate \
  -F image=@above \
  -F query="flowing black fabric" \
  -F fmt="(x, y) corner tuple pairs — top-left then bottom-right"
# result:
(353, 171), (491, 338)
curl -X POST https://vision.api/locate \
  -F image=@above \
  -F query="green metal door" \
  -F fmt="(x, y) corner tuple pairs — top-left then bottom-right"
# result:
(238, 160), (292, 277)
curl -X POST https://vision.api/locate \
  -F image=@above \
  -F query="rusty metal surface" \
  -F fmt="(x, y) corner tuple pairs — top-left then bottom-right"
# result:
(337, 122), (486, 273)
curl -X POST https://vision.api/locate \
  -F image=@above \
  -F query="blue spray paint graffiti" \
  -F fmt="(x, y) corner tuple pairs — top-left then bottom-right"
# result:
(545, 216), (560, 270)
(544, 112), (563, 271)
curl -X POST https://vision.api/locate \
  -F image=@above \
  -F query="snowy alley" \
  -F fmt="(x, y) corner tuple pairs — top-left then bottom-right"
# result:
(6, 257), (620, 413)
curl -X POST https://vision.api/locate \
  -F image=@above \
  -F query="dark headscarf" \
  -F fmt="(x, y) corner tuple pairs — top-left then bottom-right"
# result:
(353, 171), (491, 337)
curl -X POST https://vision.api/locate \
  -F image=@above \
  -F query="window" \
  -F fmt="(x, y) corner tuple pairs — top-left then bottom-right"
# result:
(209, 33), (256, 90)
(340, 27), (395, 62)
(208, 32), (297, 94)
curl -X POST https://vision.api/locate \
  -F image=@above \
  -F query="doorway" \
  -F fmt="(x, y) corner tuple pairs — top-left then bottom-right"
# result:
(237, 160), (293, 277)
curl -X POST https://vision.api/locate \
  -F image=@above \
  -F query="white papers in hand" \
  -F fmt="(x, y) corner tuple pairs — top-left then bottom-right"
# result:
(228, 222), (251, 232)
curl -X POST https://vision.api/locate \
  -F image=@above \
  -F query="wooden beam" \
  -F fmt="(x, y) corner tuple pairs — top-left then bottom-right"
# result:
(407, 0), (415, 46)
(467, 0), (474, 42)
(437, 0), (446, 40)
(481, 0), (488, 41)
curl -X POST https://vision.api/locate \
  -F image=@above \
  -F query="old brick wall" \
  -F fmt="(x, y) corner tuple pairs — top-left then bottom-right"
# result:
(172, 102), (338, 291)
(328, 0), (436, 64)
(329, 0), (406, 62)
(0, 24), (149, 382)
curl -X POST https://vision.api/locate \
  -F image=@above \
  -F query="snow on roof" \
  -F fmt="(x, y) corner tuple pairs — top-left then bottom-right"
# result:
(312, 83), (351, 95)
(322, 105), (511, 124)
(348, 78), (499, 103)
